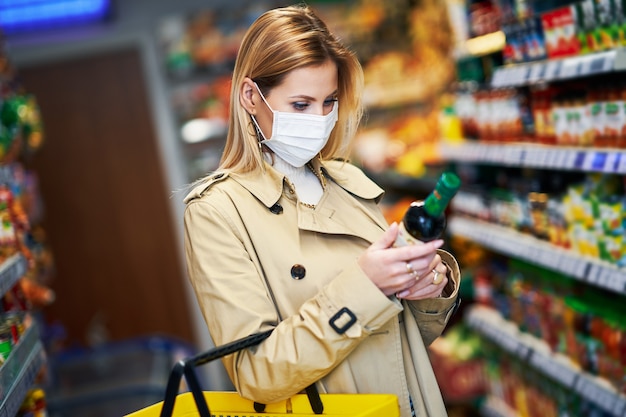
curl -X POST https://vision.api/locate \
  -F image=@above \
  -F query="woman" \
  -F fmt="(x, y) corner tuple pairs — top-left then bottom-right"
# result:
(183, 4), (461, 417)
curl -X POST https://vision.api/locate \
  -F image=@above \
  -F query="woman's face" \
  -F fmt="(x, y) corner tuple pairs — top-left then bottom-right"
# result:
(248, 59), (339, 140)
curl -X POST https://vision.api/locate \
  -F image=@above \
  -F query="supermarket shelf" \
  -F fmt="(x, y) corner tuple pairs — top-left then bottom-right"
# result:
(0, 322), (45, 417)
(0, 166), (15, 186)
(490, 49), (626, 88)
(480, 396), (520, 417)
(447, 216), (626, 295)
(466, 306), (626, 417)
(0, 254), (27, 298)
(439, 142), (626, 174)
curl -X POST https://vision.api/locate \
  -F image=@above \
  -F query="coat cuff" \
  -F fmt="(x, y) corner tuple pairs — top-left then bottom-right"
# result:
(408, 249), (460, 314)
(317, 260), (402, 338)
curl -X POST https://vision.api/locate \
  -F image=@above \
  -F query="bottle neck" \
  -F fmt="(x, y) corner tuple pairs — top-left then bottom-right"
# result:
(423, 190), (448, 217)
(423, 172), (461, 217)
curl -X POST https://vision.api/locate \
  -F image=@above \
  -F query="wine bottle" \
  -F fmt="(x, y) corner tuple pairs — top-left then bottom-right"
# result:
(395, 172), (461, 245)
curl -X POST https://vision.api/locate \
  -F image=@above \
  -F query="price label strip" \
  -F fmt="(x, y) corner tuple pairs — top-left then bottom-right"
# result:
(556, 253), (589, 280)
(578, 54), (609, 76)
(529, 351), (578, 388)
(559, 58), (581, 80)
(572, 151), (587, 170)
(603, 152), (621, 173)
(616, 153), (626, 174)
(586, 263), (626, 294)
(527, 62), (546, 83)
(574, 374), (626, 415)
(0, 254), (27, 297)
(543, 60), (562, 81)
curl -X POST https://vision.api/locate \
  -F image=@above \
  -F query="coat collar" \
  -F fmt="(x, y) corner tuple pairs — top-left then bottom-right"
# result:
(231, 158), (384, 209)
(183, 158), (385, 208)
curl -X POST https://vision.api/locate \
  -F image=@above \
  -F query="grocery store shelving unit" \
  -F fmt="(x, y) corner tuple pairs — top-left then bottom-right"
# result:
(489, 48), (626, 88)
(447, 216), (626, 295)
(0, 254), (44, 417)
(440, 142), (626, 174)
(467, 306), (626, 417)
(441, 37), (626, 415)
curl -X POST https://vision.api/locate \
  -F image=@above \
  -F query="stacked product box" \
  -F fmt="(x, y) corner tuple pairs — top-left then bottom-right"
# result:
(500, 0), (626, 65)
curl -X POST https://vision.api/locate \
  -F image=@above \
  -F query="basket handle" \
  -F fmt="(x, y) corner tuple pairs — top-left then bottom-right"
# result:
(159, 329), (324, 416)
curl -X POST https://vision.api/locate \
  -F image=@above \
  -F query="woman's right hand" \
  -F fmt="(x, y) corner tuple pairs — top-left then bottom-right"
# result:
(357, 222), (444, 297)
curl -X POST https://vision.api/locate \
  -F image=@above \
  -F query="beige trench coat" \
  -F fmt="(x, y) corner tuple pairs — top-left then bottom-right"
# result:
(184, 159), (461, 417)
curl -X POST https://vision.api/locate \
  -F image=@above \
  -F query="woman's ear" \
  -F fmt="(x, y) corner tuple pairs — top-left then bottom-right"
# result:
(240, 77), (256, 115)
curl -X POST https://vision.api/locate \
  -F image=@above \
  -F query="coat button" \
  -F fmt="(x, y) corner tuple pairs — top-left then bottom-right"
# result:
(290, 264), (306, 280)
(269, 203), (283, 214)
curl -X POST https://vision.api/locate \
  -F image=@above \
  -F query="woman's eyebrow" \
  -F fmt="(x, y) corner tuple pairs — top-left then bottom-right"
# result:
(288, 90), (339, 100)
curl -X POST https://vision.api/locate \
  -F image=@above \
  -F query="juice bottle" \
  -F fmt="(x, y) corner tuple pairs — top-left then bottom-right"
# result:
(603, 84), (622, 147)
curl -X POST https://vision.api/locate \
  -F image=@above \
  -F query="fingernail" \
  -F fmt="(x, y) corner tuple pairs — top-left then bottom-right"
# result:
(396, 290), (409, 298)
(432, 239), (444, 248)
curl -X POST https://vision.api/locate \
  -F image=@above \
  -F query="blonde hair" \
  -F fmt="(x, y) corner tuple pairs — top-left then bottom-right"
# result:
(218, 4), (364, 173)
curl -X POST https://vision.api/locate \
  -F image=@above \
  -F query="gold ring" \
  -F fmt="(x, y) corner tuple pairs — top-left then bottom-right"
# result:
(432, 269), (443, 285)
(406, 262), (418, 279)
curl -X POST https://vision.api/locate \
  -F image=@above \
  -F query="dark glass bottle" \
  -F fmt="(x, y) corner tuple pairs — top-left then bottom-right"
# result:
(395, 172), (461, 245)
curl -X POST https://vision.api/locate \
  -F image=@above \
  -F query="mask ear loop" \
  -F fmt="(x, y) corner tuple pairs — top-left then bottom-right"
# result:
(246, 118), (263, 152)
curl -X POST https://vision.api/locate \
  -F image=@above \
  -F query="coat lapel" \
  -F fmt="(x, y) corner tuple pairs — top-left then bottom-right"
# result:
(230, 159), (388, 244)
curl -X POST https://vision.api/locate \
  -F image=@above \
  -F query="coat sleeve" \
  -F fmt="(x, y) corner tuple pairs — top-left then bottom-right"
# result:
(404, 249), (461, 346)
(184, 196), (402, 404)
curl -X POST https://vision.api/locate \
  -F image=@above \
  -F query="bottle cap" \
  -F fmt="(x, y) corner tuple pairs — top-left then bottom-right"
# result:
(437, 172), (461, 199)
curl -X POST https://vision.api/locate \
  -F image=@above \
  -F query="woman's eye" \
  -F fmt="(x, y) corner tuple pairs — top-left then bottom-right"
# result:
(324, 98), (338, 107)
(292, 102), (309, 111)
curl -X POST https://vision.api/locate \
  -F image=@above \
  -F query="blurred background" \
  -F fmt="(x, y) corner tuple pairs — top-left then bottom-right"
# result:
(2, 0), (626, 416)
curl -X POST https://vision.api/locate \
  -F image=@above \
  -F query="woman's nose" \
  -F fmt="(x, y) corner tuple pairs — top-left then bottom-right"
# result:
(312, 104), (325, 116)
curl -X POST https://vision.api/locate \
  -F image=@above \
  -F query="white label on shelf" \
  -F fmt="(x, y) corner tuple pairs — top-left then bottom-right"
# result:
(529, 352), (577, 388)
(571, 256), (588, 280)
(544, 60), (562, 81)
(514, 66), (529, 86)
(560, 59), (580, 79)
(537, 246), (555, 268)
(586, 264), (626, 293)
(551, 149), (568, 169)
(586, 263), (602, 285)
(0, 255), (25, 297)
(501, 68), (515, 87)
(484, 145), (497, 163)
(491, 69), (505, 88)
(562, 149), (579, 170)
(537, 149), (550, 167)
(523, 147), (538, 167)
(516, 342), (532, 361)
(466, 144), (477, 161)
(503, 146), (522, 165)
(603, 152), (620, 173)
(579, 57), (591, 75)
(574, 375), (619, 414)
(600, 50), (617, 72)
(581, 152), (593, 171)
(612, 394), (626, 416)
(579, 55), (598, 76)
(528, 63), (545, 82)
(545, 149), (561, 168)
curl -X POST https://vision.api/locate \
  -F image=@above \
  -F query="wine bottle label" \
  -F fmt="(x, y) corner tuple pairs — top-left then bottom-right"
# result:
(394, 222), (423, 247)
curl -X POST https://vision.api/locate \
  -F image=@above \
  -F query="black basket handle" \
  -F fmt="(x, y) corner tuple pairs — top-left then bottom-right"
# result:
(159, 329), (323, 417)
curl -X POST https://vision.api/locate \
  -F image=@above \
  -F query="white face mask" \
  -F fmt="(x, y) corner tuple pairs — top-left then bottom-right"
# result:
(250, 83), (338, 167)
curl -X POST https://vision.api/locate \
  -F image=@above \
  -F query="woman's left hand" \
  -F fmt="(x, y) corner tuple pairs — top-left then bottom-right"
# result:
(395, 253), (448, 300)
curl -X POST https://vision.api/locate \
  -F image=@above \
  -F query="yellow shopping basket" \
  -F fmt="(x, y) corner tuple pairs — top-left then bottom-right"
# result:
(125, 329), (399, 417)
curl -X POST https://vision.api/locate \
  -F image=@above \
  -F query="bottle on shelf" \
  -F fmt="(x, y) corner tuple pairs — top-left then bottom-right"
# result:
(395, 172), (461, 245)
